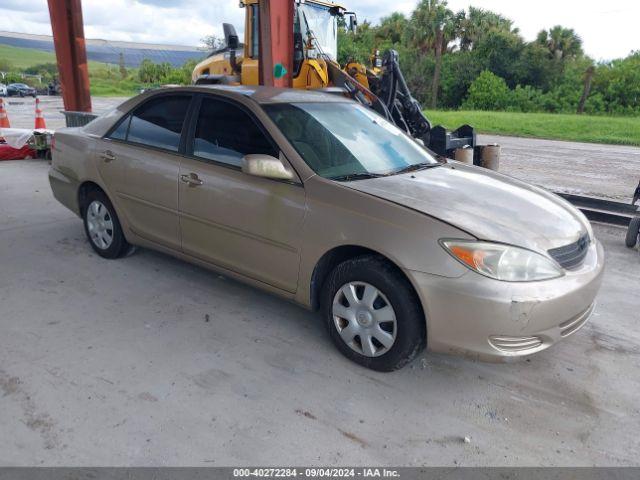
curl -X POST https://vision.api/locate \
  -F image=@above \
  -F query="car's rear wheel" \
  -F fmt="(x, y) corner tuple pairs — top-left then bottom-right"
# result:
(82, 189), (129, 259)
(625, 217), (640, 248)
(321, 255), (426, 371)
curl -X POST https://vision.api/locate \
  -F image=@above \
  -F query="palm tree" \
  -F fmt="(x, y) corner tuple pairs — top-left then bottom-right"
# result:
(406, 0), (457, 108)
(536, 26), (583, 60)
(577, 65), (595, 114)
(458, 6), (514, 51)
(377, 12), (408, 45)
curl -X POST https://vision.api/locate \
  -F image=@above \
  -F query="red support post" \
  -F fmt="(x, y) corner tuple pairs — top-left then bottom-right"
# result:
(47, 0), (92, 112)
(258, 0), (293, 88)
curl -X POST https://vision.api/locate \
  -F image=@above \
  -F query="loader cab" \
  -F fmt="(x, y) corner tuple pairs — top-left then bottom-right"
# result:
(242, 0), (346, 88)
(193, 0), (349, 88)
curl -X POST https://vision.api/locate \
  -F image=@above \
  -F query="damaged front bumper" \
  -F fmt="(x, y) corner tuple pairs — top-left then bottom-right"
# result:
(407, 239), (605, 361)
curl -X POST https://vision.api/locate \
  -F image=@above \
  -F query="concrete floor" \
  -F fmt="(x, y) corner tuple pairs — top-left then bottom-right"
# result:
(0, 159), (639, 466)
(4, 95), (640, 202)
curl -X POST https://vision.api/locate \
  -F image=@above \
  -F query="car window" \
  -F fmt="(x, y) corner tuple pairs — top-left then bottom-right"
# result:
(108, 115), (130, 141)
(192, 97), (277, 168)
(126, 95), (191, 152)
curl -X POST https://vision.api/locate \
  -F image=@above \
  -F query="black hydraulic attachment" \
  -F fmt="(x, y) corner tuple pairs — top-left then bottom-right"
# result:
(369, 50), (476, 158)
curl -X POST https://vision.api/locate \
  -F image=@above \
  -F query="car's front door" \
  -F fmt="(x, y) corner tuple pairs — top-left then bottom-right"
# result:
(178, 95), (306, 293)
(98, 93), (193, 250)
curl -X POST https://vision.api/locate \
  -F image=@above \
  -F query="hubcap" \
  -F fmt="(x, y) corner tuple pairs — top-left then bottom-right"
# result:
(86, 200), (114, 250)
(332, 281), (397, 357)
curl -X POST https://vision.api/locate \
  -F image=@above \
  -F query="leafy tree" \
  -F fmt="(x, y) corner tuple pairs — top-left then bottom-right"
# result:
(462, 70), (510, 110)
(440, 51), (481, 108)
(201, 35), (225, 51)
(473, 29), (525, 88)
(137, 59), (173, 84)
(118, 53), (128, 79)
(338, 20), (376, 64)
(3, 72), (23, 84)
(376, 13), (408, 46)
(592, 52), (640, 114)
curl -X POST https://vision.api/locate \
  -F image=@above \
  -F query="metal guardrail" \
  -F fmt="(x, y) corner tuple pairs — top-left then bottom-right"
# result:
(557, 193), (639, 226)
(61, 111), (99, 128)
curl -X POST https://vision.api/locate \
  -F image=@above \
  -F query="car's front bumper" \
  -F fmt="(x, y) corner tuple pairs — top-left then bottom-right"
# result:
(407, 239), (605, 361)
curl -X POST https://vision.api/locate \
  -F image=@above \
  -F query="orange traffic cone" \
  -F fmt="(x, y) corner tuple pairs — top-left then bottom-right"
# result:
(34, 97), (46, 129)
(0, 98), (10, 128)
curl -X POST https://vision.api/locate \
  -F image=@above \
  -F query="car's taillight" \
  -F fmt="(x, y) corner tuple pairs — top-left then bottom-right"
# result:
(51, 135), (56, 151)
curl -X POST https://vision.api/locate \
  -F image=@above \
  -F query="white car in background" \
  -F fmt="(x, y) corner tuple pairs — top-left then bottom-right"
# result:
(0, 83), (7, 96)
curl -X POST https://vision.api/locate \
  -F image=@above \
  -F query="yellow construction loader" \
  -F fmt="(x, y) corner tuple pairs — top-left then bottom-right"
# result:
(192, 0), (478, 157)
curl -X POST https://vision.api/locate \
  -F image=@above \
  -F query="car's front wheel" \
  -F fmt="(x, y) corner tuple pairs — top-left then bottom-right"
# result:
(82, 189), (130, 259)
(322, 255), (426, 371)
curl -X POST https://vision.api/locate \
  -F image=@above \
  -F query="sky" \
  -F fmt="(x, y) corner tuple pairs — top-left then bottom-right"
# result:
(0, 0), (638, 61)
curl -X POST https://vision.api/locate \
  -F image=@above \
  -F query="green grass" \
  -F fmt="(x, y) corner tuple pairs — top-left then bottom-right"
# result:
(0, 44), (57, 69)
(0, 44), (140, 96)
(0, 43), (112, 72)
(89, 79), (141, 96)
(425, 110), (640, 146)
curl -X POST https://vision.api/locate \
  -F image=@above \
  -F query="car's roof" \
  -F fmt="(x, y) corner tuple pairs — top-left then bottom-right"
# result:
(155, 85), (351, 105)
(113, 85), (354, 119)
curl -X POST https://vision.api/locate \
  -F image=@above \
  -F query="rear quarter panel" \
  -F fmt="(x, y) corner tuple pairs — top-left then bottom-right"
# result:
(49, 128), (100, 215)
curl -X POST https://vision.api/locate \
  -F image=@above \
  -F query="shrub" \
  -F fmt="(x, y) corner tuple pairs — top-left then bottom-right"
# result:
(462, 70), (511, 110)
(508, 85), (545, 112)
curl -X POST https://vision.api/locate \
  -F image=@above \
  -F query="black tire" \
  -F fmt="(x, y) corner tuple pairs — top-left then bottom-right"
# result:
(19, 91), (24, 97)
(625, 217), (640, 248)
(321, 255), (426, 372)
(81, 189), (130, 259)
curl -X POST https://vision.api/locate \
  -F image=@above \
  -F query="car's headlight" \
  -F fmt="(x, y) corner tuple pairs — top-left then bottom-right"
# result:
(441, 240), (563, 282)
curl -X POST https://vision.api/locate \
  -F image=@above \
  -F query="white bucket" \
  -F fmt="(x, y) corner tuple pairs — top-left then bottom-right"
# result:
(454, 145), (474, 165)
(481, 144), (501, 171)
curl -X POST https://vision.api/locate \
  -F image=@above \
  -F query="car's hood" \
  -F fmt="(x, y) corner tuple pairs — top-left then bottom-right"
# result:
(344, 162), (589, 253)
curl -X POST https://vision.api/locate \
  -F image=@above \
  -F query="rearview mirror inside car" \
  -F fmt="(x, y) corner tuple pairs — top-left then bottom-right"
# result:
(242, 154), (296, 181)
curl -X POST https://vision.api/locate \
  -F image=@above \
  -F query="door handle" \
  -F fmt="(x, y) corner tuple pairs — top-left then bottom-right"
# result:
(180, 173), (204, 187)
(100, 150), (116, 163)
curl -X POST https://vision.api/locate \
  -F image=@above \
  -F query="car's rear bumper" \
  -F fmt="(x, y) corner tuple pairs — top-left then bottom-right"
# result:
(407, 239), (605, 361)
(49, 166), (81, 216)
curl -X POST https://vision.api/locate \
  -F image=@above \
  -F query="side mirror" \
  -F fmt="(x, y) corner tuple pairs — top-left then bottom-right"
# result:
(242, 154), (296, 181)
(348, 13), (358, 34)
(223, 23), (239, 49)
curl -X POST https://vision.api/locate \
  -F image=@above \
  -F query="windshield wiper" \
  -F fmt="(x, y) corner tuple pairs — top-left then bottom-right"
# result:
(392, 162), (441, 175)
(330, 172), (386, 182)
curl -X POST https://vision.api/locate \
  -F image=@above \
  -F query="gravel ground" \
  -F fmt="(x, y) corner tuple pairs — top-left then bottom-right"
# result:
(0, 159), (639, 466)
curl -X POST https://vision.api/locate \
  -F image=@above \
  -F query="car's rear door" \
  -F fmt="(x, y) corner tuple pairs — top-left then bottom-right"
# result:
(178, 94), (306, 293)
(97, 93), (194, 250)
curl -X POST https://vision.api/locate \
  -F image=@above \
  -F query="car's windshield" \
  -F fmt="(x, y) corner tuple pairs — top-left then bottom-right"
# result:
(264, 102), (438, 179)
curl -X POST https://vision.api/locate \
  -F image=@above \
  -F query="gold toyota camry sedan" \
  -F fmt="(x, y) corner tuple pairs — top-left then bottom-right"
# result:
(49, 86), (604, 371)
